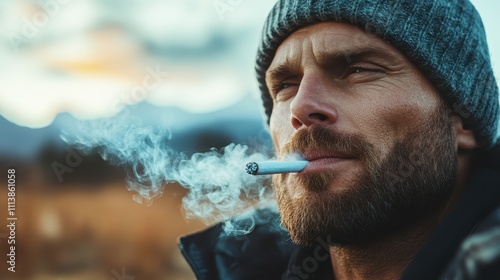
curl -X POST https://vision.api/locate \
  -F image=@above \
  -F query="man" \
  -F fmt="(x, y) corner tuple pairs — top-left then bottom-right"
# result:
(179, 0), (500, 279)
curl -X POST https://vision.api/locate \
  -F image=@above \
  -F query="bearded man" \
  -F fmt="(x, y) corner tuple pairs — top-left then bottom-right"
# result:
(179, 0), (500, 279)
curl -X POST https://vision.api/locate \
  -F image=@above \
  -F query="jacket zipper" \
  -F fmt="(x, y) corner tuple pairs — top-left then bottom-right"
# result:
(179, 242), (204, 280)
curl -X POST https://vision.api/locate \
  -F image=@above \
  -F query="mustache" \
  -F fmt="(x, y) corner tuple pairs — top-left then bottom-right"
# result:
(280, 126), (375, 160)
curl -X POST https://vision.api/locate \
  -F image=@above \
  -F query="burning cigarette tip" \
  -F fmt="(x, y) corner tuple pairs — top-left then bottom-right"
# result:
(246, 162), (259, 175)
(245, 160), (309, 175)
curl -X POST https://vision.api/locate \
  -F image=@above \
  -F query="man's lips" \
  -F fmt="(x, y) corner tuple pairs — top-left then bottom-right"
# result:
(302, 149), (356, 161)
(299, 149), (356, 172)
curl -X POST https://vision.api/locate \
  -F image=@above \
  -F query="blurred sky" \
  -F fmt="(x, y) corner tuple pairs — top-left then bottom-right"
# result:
(0, 0), (499, 129)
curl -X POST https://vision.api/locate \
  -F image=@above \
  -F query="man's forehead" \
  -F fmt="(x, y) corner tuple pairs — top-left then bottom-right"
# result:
(268, 22), (403, 71)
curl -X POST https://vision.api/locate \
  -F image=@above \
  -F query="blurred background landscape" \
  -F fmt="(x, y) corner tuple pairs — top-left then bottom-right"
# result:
(0, 0), (498, 279)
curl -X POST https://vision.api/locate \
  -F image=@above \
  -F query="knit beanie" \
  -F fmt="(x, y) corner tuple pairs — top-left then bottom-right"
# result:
(256, 0), (499, 147)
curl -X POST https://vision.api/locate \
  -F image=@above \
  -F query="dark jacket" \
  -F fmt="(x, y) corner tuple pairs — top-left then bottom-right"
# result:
(179, 144), (500, 279)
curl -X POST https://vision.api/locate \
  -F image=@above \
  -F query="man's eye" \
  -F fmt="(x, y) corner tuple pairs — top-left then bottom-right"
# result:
(347, 66), (368, 75)
(343, 65), (384, 81)
(279, 83), (294, 90)
(270, 82), (298, 101)
(272, 82), (294, 94)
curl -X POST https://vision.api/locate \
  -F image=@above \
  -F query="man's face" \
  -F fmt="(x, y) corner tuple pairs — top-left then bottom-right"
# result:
(266, 22), (458, 246)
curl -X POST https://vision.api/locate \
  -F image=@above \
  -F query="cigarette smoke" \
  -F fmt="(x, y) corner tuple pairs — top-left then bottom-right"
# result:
(62, 112), (282, 235)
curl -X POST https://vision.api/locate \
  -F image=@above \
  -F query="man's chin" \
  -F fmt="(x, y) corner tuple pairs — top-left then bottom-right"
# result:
(284, 170), (356, 196)
(275, 181), (368, 246)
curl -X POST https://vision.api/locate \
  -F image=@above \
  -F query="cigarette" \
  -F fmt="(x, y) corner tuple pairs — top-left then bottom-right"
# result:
(245, 160), (309, 175)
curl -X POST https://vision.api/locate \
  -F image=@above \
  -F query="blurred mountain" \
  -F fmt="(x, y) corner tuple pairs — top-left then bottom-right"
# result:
(0, 114), (61, 162)
(0, 93), (273, 164)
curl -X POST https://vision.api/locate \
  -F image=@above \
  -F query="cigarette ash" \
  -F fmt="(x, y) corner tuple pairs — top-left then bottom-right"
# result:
(61, 113), (279, 235)
(245, 162), (259, 175)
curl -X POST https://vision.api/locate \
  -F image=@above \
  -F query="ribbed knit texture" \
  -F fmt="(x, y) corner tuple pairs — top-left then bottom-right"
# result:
(256, 0), (499, 147)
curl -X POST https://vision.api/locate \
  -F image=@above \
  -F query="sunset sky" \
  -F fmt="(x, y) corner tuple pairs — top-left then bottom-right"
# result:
(0, 0), (498, 129)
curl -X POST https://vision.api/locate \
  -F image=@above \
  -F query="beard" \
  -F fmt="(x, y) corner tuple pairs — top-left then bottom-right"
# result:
(273, 105), (457, 246)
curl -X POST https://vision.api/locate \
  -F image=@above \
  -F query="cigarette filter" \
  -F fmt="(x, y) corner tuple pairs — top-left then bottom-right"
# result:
(245, 160), (309, 175)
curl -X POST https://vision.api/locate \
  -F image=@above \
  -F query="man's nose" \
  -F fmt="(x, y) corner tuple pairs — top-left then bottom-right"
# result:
(290, 72), (338, 129)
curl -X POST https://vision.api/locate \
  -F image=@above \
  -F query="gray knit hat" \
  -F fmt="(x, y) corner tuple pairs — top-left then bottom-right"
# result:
(256, 0), (499, 147)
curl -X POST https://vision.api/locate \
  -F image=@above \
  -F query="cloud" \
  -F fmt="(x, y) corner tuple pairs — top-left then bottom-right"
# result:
(1, 0), (498, 129)
(0, 0), (277, 128)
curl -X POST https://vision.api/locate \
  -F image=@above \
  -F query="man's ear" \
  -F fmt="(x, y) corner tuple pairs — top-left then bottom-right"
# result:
(452, 116), (478, 151)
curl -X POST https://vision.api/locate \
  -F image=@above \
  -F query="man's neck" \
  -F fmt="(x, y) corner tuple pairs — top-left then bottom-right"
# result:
(329, 217), (438, 280)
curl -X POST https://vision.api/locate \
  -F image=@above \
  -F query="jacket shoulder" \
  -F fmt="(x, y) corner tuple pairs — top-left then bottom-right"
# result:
(179, 208), (297, 280)
(441, 206), (500, 279)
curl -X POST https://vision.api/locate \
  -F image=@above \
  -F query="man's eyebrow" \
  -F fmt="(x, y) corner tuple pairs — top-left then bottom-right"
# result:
(266, 46), (402, 83)
(266, 57), (301, 82)
(316, 46), (402, 67)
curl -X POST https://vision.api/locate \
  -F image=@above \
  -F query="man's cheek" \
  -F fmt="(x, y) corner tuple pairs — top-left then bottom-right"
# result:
(270, 115), (292, 154)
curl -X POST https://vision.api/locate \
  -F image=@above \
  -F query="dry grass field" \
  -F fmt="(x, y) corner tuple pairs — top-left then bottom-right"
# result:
(0, 177), (206, 280)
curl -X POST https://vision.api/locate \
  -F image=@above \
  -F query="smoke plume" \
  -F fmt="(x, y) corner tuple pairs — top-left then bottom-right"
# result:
(62, 112), (280, 235)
